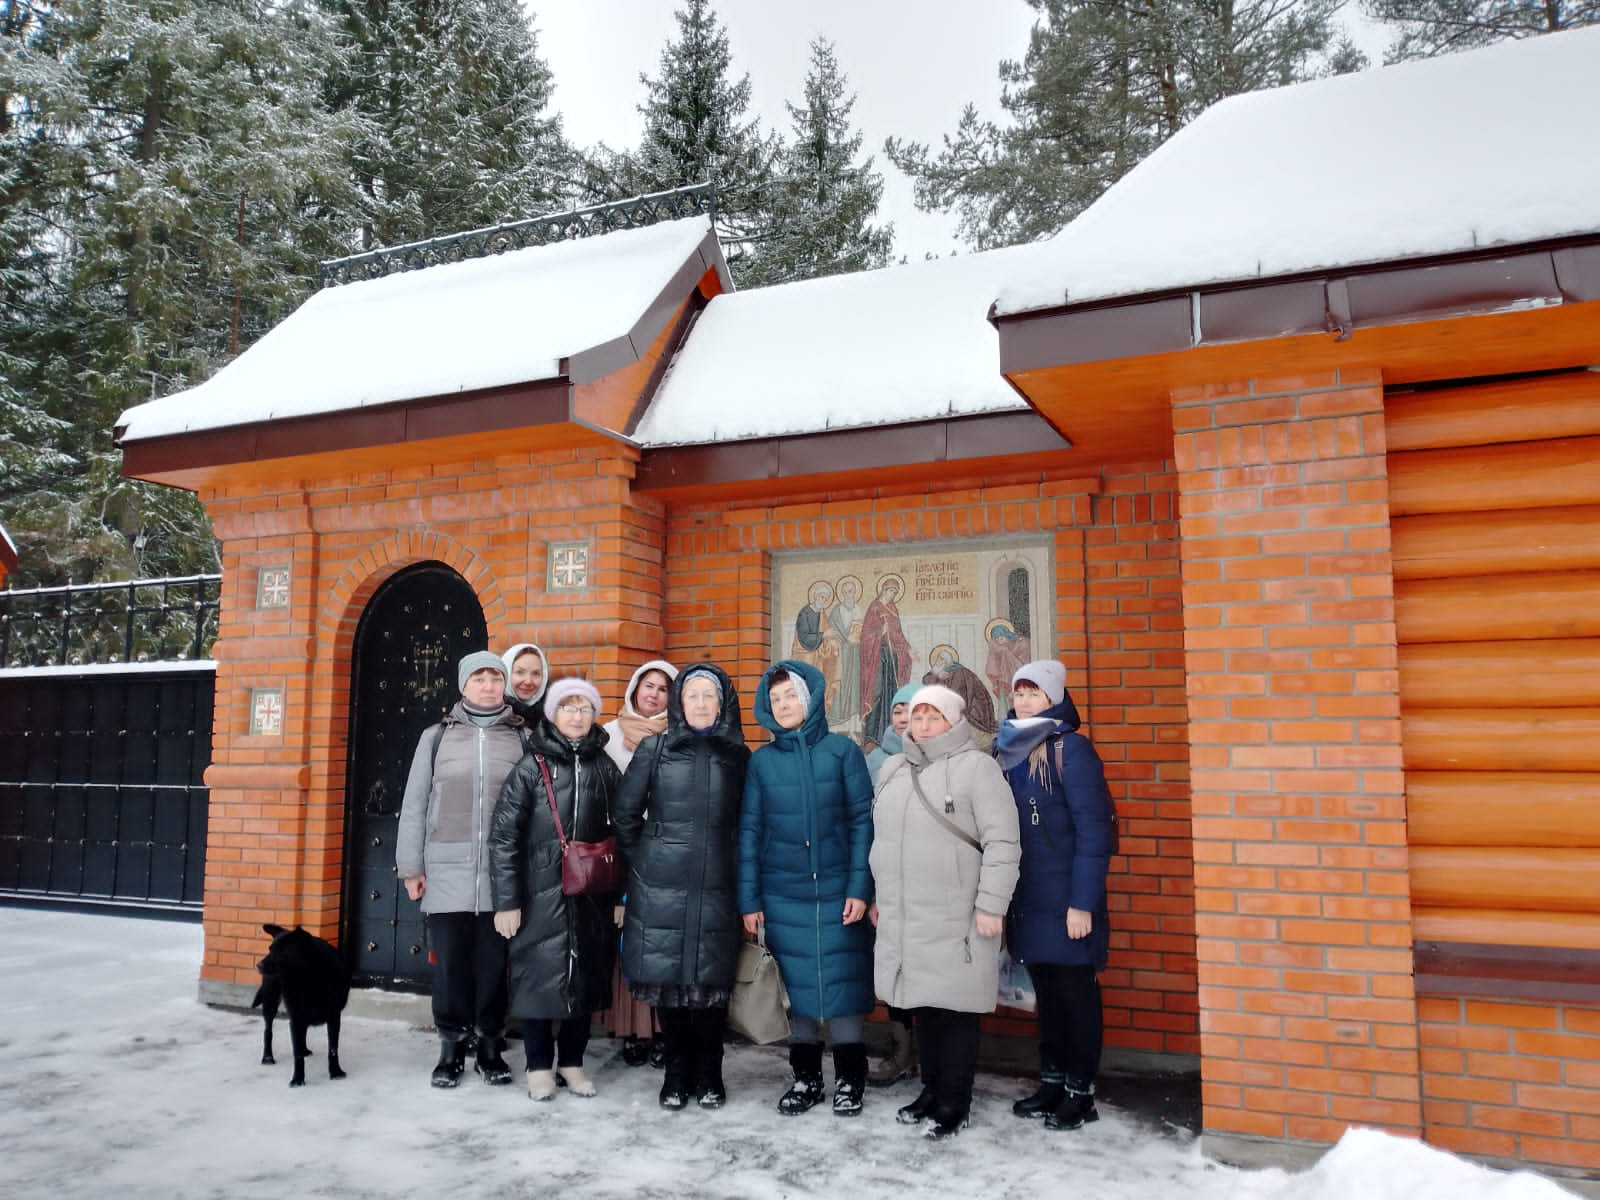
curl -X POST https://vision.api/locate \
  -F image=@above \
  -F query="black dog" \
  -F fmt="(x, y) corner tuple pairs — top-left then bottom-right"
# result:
(252, 923), (351, 1087)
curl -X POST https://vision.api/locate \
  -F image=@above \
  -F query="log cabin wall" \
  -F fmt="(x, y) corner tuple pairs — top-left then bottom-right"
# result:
(1386, 368), (1600, 1173)
(657, 461), (1199, 1062)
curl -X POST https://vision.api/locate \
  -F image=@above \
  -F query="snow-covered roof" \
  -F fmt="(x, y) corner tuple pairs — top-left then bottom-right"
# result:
(635, 244), (1036, 448)
(117, 216), (719, 442)
(995, 26), (1600, 317)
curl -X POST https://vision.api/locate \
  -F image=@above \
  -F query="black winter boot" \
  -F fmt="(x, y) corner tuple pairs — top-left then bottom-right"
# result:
(1012, 1075), (1066, 1119)
(693, 1009), (728, 1109)
(430, 1032), (469, 1088)
(777, 1042), (826, 1115)
(474, 1032), (513, 1086)
(656, 1009), (692, 1110)
(832, 1042), (868, 1116)
(896, 1087), (938, 1125)
(1046, 1080), (1100, 1130)
(924, 1106), (969, 1141)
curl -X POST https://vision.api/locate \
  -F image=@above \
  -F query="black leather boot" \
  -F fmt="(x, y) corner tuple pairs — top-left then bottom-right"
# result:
(1046, 1079), (1100, 1130)
(832, 1042), (868, 1116)
(777, 1042), (826, 1115)
(656, 1008), (692, 1110)
(1012, 1075), (1066, 1119)
(896, 1087), (938, 1125)
(474, 1032), (513, 1086)
(430, 1032), (468, 1088)
(693, 1009), (728, 1109)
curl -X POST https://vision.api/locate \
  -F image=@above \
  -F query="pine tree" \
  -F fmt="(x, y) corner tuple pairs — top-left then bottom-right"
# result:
(0, 0), (360, 585)
(318, 0), (576, 247)
(740, 39), (893, 287)
(1362, 0), (1599, 61)
(605, 0), (780, 282)
(886, 0), (1364, 250)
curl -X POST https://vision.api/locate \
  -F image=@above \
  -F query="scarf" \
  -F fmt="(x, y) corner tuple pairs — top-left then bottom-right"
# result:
(613, 708), (668, 752)
(993, 715), (1063, 771)
(461, 700), (509, 728)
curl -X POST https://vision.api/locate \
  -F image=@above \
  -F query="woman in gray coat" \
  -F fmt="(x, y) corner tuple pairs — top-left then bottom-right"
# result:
(869, 684), (1020, 1140)
(396, 650), (526, 1089)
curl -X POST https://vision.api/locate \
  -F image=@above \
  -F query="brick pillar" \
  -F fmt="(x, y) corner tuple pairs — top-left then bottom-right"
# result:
(1171, 369), (1421, 1159)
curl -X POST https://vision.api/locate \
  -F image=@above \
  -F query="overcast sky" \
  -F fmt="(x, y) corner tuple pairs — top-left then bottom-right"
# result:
(527, 0), (1041, 260)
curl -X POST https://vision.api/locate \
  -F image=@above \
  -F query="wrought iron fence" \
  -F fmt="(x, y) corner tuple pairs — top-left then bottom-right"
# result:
(318, 182), (716, 287)
(0, 575), (221, 667)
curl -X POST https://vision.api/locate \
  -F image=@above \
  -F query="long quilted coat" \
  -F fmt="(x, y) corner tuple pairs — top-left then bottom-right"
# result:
(738, 660), (876, 1021)
(489, 716), (620, 1020)
(870, 720), (1020, 1013)
(612, 664), (749, 990)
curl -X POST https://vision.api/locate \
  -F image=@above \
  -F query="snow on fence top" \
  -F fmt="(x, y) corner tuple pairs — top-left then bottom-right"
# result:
(115, 215), (716, 443)
(634, 243), (1036, 448)
(995, 25), (1600, 317)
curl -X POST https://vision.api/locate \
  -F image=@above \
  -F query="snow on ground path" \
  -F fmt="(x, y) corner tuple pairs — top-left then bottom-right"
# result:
(0, 909), (1578, 1200)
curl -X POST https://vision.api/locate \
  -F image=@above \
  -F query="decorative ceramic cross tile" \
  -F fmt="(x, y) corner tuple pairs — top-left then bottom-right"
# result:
(250, 688), (285, 736)
(256, 566), (291, 609)
(548, 541), (590, 592)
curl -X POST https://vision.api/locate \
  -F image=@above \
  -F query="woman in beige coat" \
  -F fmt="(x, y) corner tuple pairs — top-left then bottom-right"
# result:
(868, 684), (1020, 1140)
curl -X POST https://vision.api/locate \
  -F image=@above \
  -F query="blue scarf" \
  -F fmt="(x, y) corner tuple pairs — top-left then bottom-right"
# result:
(993, 716), (1064, 771)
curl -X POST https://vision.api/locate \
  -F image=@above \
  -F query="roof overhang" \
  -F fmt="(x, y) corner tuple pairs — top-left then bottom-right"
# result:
(0, 522), (17, 577)
(634, 409), (1082, 505)
(995, 238), (1600, 414)
(118, 379), (626, 492)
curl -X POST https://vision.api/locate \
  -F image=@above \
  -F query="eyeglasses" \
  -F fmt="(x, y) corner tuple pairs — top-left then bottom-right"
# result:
(556, 702), (594, 715)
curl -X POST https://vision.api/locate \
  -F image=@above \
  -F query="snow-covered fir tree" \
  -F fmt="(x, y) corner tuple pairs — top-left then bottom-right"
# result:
(887, 0), (1365, 249)
(740, 39), (893, 287)
(318, 0), (576, 247)
(604, 0), (780, 282)
(0, 0), (360, 584)
(1362, 0), (1598, 61)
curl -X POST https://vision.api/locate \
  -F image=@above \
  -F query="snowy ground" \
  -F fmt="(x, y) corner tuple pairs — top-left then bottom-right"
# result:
(0, 908), (1580, 1200)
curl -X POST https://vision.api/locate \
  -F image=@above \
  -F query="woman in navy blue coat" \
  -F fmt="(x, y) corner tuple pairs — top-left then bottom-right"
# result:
(993, 658), (1114, 1132)
(739, 659), (876, 1117)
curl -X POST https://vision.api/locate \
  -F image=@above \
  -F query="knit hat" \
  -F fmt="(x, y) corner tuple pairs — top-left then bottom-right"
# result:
(1012, 659), (1066, 707)
(890, 682), (920, 709)
(908, 684), (965, 728)
(457, 650), (506, 693)
(544, 676), (603, 722)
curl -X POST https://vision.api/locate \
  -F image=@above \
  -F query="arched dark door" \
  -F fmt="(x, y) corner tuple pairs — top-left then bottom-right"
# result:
(344, 563), (487, 988)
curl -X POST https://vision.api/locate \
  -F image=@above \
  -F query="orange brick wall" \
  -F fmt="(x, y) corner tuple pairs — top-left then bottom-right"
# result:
(195, 445), (664, 987)
(1420, 996), (1600, 1173)
(658, 463), (1197, 1058)
(1172, 369), (1422, 1145)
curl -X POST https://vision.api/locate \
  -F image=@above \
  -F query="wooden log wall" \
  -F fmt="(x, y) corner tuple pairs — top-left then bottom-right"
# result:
(1388, 370), (1600, 951)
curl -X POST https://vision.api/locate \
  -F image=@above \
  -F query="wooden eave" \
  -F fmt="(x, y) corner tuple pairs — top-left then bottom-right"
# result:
(994, 237), (1600, 413)
(632, 408), (1106, 506)
(117, 229), (730, 493)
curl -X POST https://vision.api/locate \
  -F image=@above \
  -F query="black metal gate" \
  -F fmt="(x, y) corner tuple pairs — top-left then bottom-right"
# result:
(0, 665), (213, 914)
(344, 562), (486, 988)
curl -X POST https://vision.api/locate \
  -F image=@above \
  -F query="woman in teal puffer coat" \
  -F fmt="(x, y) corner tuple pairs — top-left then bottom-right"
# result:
(739, 659), (876, 1118)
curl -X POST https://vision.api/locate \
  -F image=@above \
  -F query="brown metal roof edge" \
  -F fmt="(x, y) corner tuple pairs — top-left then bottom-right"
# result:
(566, 229), (731, 388)
(992, 236), (1600, 375)
(1413, 939), (1600, 1005)
(633, 407), (1066, 493)
(0, 523), (17, 573)
(623, 289), (708, 438)
(118, 377), (575, 479)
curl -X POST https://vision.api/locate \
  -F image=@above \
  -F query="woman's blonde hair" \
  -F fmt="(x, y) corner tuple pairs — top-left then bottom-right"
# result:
(1027, 739), (1052, 787)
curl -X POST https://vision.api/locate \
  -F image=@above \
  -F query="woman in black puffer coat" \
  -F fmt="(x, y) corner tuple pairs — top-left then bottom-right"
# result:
(612, 664), (749, 1111)
(490, 677), (621, 1102)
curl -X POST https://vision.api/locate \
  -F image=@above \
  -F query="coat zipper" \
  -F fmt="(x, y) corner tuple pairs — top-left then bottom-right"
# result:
(473, 725), (486, 913)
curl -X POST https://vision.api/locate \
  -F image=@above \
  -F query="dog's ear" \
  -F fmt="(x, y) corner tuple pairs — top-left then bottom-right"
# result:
(263, 923), (288, 938)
